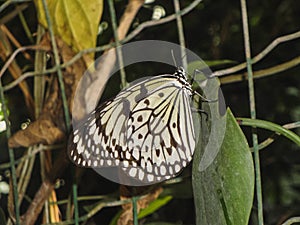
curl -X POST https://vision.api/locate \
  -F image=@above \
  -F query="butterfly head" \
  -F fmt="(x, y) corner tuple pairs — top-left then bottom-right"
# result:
(175, 66), (186, 78)
(174, 66), (192, 91)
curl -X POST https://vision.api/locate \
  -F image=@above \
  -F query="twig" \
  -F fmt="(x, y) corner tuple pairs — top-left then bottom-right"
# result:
(282, 217), (300, 225)
(17, 147), (36, 207)
(240, 0), (263, 224)
(108, 0), (127, 88)
(21, 150), (69, 225)
(251, 121), (300, 151)
(41, 0), (70, 132)
(220, 56), (300, 84)
(16, 4), (34, 43)
(173, 0), (187, 69)
(125, 0), (203, 43)
(0, 45), (45, 79)
(0, 0), (12, 13)
(5, 51), (299, 93)
(3, 71), (43, 91)
(1, 25), (32, 60)
(237, 118), (300, 147)
(132, 196), (138, 225)
(0, 3), (28, 24)
(213, 30), (300, 76)
(0, 144), (60, 170)
(49, 195), (110, 205)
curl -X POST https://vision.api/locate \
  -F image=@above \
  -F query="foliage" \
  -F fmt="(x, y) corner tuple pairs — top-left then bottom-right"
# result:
(193, 109), (254, 225)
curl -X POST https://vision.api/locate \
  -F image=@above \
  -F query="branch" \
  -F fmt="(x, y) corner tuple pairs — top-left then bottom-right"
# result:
(253, 121), (300, 151)
(213, 30), (300, 77)
(21, 150), (69, 225)
(124, 0), (203, 43)
(220, 56), (300, 84)
(0, 45), (45, 78)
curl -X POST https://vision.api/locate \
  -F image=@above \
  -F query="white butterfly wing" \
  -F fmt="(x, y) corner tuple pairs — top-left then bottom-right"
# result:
(68, 73), (195, 183)
(69, 76), (158, 167)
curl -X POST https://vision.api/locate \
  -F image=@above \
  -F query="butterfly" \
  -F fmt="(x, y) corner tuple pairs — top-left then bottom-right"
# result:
(68, 67), (199, 184)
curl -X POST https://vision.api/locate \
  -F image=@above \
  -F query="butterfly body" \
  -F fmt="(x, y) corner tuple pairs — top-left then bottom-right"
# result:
(68, 67), (197, 183)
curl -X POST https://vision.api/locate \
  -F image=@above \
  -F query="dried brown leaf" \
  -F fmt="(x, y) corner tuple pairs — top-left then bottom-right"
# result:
(118, 187), (163, 225)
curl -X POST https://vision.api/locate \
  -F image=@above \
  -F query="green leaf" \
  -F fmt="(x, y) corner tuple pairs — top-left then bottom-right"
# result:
(34, 0), (103, 64)
(189, 59), (236, 70)
(138, 196), (173, 219)
(192, 108), (254, 225)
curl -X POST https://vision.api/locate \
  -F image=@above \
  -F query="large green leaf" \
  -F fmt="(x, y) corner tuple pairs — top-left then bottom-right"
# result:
(34, 0), (103, 64)
(192, 109), (254, 225)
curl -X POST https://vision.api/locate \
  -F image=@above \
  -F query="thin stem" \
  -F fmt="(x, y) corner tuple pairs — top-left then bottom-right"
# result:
(50, 195), (110, 205)
(0, 45), (43, 79)
(240, 0), (264, 224)
(41, 0), (70, 132)
(132, 196), (138, 225)
(220, 56), (300, 84)
(108, 0), (127, 88)
(237, 118), (300, 147)
(0, 0), (12, 13)
(173, 0), (187, 69)
(0, 145), (60, 170)
(72, 184), (79, 225)
(34, 25), (46, 118)
(213, 30), (300, 77)
(0, 77), (20, 224)
(126, 0), (202, 43)
(17, 147), (36, 209)
(282, 217), (300, 225)
(247, 120), (300, 151)
(1, 25), (32, 60)
(17, 5), (34, 43)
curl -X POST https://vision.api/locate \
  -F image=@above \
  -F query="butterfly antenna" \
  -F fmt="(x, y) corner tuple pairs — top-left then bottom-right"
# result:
(190, 69), (200, 86)
(171, 50), (178, 68)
